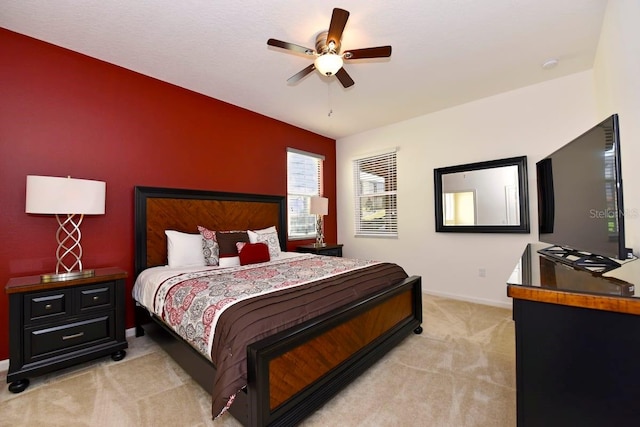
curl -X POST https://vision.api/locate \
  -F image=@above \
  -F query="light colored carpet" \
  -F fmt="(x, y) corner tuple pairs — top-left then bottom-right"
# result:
(0, 294), (516, 426)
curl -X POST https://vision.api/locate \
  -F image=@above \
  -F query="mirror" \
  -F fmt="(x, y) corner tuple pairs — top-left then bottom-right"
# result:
(434, 156), (530, 233)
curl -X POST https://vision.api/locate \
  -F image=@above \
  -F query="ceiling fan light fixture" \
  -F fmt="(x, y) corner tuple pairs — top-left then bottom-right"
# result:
(314, 53), (343, 76)
(268, 8), (391, 88)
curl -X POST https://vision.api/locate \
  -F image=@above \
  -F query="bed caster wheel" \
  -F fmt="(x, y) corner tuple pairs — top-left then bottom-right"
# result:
(8, 378), (29, 393)
(111, 350), (126, 361)
(414, 326), (423, 334)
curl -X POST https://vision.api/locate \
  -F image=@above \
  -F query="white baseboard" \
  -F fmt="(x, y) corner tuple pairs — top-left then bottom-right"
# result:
(1, 327), (138, 375)
(422, 289), (513, 310)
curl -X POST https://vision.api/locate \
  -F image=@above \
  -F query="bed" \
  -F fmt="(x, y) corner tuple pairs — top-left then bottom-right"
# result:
(133, 186), (423, 426)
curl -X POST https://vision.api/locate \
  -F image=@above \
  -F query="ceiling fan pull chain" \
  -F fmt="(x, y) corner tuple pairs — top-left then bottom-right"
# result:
(327, 83), (333, 117)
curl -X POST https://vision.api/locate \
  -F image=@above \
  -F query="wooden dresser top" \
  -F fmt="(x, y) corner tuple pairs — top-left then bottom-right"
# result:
(507, 244), (640, 315)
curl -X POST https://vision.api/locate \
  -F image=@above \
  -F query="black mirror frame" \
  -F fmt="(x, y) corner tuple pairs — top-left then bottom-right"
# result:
(434, 156), (530, 233)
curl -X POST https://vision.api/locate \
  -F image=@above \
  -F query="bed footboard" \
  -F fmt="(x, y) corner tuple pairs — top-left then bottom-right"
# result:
(136, 275), (422, 426)
(247, 275), (422, 426)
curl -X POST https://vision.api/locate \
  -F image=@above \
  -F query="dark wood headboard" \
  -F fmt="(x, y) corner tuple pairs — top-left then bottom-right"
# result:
(134, 186), (286, 276)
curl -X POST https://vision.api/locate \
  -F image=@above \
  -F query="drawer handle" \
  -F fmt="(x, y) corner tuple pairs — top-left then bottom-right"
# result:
(92, 296), (100, 301)
(62, 332), (85, 340)
(45, 304), (52, 310)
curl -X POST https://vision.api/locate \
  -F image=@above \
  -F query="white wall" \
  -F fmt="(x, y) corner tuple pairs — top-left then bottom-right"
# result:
(593, 0), (640, 256)
(336, 71), (599, 307)
(337, 0), (640, 308)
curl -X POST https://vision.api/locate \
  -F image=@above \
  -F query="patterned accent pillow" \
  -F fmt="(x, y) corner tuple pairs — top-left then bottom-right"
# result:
(236, 242), (270, 266)
(247, 226), (281, 258)
(197, 225), (219, 266)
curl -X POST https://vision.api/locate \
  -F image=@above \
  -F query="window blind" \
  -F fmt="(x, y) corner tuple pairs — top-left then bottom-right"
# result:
(287, 148), (323, 239)
(353, 150), (398, 237)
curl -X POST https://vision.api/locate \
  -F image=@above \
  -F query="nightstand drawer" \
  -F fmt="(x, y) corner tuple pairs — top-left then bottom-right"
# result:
(79, 283), (113, 311)
(320, 247), (342, 257)
(27, 316), (112, 359)
(296, 244), (343, 257)
(26, 290), (69, 322)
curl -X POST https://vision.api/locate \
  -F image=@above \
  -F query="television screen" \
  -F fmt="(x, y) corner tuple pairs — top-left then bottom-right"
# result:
(537, 114), (627, 267)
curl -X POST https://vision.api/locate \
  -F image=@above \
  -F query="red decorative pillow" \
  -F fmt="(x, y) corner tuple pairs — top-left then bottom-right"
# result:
(236, 242), (270, 266)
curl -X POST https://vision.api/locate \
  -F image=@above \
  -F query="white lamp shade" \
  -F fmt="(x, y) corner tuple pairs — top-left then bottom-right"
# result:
(314, 53), (343, 76)
(26, 175), (106, 215)
(310, 196), (329, 216)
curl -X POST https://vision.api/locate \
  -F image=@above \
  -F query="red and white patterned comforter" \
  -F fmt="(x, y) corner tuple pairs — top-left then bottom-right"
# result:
(134, 253), (380, 359)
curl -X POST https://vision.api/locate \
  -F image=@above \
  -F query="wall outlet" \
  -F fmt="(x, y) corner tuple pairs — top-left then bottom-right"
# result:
(478, 268), (486, 278)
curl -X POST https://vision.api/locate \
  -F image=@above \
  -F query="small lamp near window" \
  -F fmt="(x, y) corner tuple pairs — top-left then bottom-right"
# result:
(26, 175), (106, 282)
(309, 196), (329, 248)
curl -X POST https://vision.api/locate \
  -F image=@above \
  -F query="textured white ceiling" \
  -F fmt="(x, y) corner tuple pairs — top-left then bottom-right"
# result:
(1, 0), (608, 139)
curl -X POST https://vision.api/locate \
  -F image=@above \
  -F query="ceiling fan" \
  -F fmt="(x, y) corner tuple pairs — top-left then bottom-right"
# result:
(267, 8), (392, 88)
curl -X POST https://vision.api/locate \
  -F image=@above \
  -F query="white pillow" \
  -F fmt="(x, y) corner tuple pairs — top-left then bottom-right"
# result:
(218, 256), (240, 268)
(165, 230), (206, 267)
(247, 226), (281, 258)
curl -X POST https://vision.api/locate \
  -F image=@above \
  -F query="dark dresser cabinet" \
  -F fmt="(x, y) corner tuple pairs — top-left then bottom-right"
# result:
(6, 267), (128, 393)
(296, 243), (343, 257)
(507, 245), (640, 427)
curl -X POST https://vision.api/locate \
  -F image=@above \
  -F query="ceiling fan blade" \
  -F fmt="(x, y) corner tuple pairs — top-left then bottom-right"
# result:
(267, 38), (315, 56)
(344, 46), (392, 60)
(335, 67), (354, 88)
(327, 8), (350, 46)
(287, 64), (316, 84)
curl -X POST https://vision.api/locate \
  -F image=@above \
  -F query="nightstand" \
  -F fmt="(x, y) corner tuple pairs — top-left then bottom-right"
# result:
(5, 267), (128, 393)
(296, 243), (343, 257)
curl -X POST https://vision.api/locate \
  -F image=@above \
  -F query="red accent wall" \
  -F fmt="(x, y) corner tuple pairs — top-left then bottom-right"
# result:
(0, 29), (336, 361)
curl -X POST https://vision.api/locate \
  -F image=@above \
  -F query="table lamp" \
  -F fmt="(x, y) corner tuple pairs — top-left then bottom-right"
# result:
(26, 175), (106, 282)
(309, 196), (329, 248)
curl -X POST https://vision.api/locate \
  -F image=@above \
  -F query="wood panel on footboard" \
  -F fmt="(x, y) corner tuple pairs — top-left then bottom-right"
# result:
(248, 275), (422, 427)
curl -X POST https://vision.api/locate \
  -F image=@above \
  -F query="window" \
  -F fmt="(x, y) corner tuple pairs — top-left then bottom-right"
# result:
(287, 148), (324, 240)
(353, 149), (398, 237)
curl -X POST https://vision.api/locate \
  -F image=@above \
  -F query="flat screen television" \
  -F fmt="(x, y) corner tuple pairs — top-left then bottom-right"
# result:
(536, 114), (629, 272)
